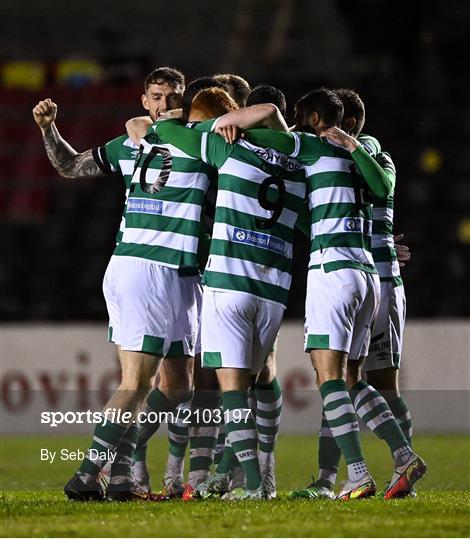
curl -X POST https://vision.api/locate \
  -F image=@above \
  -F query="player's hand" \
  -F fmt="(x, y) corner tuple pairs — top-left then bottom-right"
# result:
(157, 108), (183, 120)
(320, 126), (359, 152)
(125, 116), (152, 144)
(394, 233), (411, 266)
(32, 98), (57, 130)
(215, 125), (243, 144)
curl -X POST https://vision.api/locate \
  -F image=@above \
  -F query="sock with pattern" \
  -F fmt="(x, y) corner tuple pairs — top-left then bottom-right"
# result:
(223, 390), (262, 490)
(320, 379), (367, 479)
(109, 423), (139, 484)
(317, 407), (341, 487)
(214, 420), (225, 465)
(187, 389), (220, 488)
(77, 417), (128, 482)
(167, 396), (192, 464)
(388, 395), (413, 446)
(132, 388), (178, 485)
(215, 434), (238, 474)
(350, 380), (411, 466)
(255, 377), (282, 465)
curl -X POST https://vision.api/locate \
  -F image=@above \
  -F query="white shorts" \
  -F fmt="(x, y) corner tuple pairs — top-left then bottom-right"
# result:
(103, 255), (202, 357)
(304, 267), (380, 359)
(364, 282), (406, 371)
(201, 289), (284, 374)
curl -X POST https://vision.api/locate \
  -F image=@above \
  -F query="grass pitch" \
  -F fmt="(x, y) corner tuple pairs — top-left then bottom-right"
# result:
(1, 434), (470, 537)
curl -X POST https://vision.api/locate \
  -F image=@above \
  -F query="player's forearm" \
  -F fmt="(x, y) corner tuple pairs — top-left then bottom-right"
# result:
(41, 123), (103, 178)
(125, 116), (152, 145)
(244, 128), (296, 155)
(216, 104), (288, 132)
(351, 145), (395, 198)
(156, 120), (203, 159)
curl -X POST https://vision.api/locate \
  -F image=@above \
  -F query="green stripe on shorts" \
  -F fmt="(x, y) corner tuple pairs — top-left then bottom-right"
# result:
(306, 334), (330, 350)
(166, 340), (185, 357)
(141, 335), (165, 356)
(203, 352), (222, 368)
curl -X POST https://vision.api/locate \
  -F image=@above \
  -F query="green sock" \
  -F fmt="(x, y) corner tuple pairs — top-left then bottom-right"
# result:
(167, 396), (192, 460)
(317, 408), (341, 487)
(188, 390), (220, 487)
(255, 377), (282, 454)
(319, 379), (364, 466)
(78, 418), (128, 477)
(110, 423), (139, 480)
(350, 380), (408, 453)
(214, 420), (225, 465)
(215, 435), (238, 474)
(134, 388), (176, 460)
(389, 395), (413, 446)
(223, 390), (262, 490)
(133, 447), (146, 463)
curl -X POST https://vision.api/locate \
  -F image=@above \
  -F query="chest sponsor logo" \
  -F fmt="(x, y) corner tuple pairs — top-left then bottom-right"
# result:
(343, 218), (370, 235)
(127, 198), (163, 215)
(231, 227), (286, 255)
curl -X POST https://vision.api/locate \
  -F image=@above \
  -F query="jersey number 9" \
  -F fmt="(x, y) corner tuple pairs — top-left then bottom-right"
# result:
(256, 176), (286, 229)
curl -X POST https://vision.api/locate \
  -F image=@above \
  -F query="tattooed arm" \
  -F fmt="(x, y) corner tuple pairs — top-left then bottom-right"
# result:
(33, 98), (104, 178)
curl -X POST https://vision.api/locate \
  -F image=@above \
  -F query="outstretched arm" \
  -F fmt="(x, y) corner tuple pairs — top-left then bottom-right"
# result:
(155, 120), (204, 160)
(33, 98), (104, 178)
(321, 127), (395, 198)
(215, 104), (289, 134)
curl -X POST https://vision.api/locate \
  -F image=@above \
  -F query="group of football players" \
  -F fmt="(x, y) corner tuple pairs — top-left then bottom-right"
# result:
(32, 65), (426, 502)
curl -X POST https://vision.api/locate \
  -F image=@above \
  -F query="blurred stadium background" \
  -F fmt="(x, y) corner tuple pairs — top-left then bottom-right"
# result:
(1, 0), (469, 321)
(0, 2), (469, 530)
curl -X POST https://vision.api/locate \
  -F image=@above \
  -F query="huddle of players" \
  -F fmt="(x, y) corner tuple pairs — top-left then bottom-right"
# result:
(32, 65), (425, 502)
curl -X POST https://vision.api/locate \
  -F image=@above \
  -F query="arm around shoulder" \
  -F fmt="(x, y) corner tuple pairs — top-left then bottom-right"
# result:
(351, 145), (395, 198)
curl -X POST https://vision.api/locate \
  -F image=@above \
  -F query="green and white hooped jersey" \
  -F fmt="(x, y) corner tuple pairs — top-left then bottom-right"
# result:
(93, 135), (140, 245)
(202, 135), (306, 307)
(291, 132), (376, 274)
(113, 129), (216, 272)
(371, 154), (402, 286)
(359, 135), (402, 286)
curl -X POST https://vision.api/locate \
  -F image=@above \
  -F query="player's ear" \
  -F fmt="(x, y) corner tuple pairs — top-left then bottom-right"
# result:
(309, 111), (319, 127)
(344, 116), (356, 134)
(141, 93), (150, 112)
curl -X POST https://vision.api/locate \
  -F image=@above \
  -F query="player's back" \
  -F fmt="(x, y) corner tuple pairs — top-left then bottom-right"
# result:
(205, 137), (306, 307)
(296, 133), (376, 275)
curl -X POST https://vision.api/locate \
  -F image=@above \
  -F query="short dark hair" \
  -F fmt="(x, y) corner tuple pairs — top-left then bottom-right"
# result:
(181, 76), (226, 121)
(213, 73), (251, 107)
(334, 88), (365, 137)
(144, 67), (185, 91)
(295, 87), (343, 130)
(246, 85), (287, 117)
